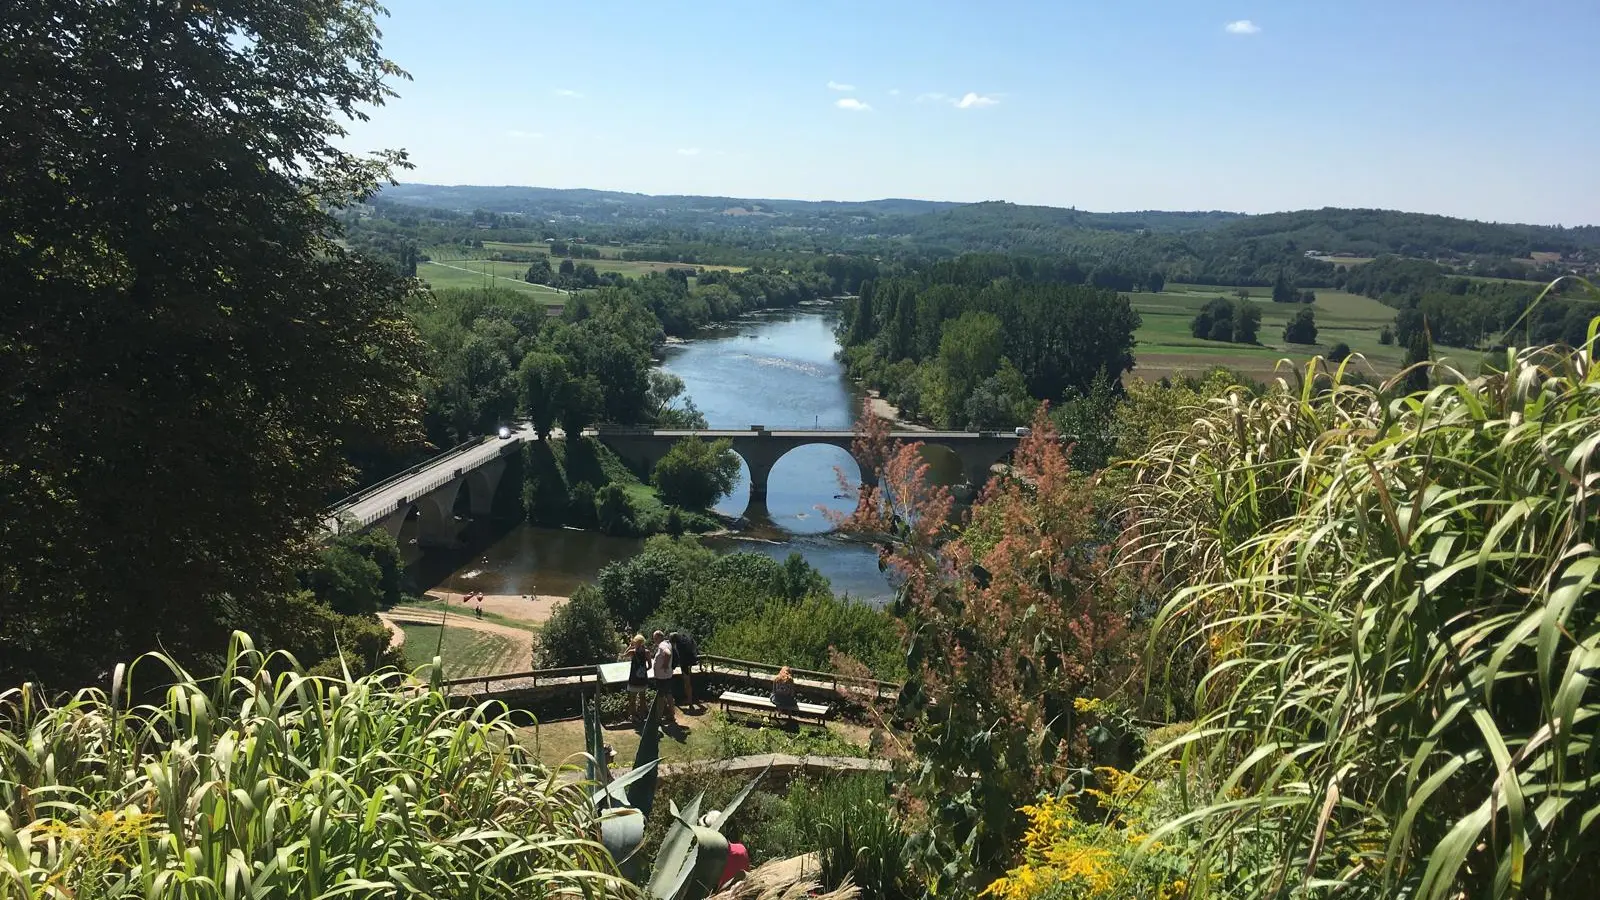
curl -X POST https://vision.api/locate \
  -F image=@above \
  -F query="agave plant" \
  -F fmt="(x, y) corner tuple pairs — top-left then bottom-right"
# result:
(583, 691), (768, 900)
(0, 634), (626, 899)
(1123, 304), (1600, 898)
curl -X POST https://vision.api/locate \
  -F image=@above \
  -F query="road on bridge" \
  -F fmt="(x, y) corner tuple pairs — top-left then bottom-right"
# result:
(324, 424), (536, 533)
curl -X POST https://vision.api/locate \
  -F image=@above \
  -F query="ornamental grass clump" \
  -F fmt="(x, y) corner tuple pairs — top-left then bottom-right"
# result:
(0, 634), (626, 899)
(1123, 302), (1600, 898)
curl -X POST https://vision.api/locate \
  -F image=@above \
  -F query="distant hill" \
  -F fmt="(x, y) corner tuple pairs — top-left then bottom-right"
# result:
(372, 184), (1600, 271)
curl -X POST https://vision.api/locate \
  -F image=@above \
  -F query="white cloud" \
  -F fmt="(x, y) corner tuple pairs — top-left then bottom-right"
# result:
(1224, 20), (1260, 34)
(677, 148), (700, 156)
(826, 80), (855, 91)
(953, 92), (999, 109)
(835, 97), (872, 112)
(506, 129), (543, 140)
(915, 92), (948, 103)
(552, 88), (583, 97)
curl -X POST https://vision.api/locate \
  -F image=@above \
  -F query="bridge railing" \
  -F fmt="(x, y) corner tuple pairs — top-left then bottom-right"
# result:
(324, 435), (494, 532)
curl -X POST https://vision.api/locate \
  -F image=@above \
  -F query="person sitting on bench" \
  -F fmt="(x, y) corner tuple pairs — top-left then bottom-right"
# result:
(770, 667), (797, 710)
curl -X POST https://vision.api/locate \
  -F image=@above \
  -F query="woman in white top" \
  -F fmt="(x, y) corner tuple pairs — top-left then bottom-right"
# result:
(650, 629), (676, 723)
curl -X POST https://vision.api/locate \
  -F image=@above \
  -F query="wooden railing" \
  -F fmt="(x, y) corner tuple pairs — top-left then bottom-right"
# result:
(441, 665), (597, 696)
(436, 654), (902, 702)
(699, 654), (901, 702)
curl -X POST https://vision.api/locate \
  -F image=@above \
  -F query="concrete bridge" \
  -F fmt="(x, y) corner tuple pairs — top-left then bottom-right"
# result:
(323, 426), (530, 548)
(325, 423), (1021, 548)
(590, 425), (1021, 520)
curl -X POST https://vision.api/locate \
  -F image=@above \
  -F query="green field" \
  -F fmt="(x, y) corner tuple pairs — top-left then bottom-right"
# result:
(418, 258), (567, 301)
(1129, 285), (1483, 382)
(476, 241), (749, 279)
(399, 621), (527, 679)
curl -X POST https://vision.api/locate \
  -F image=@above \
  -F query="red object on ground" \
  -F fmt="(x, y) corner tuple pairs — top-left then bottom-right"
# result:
(721, 843), (750, 887)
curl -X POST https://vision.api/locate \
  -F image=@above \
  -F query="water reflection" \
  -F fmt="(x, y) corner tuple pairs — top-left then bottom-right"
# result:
(425, 306), (921, 604)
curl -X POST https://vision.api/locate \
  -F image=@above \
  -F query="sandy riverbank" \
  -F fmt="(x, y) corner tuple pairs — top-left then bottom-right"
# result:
(864, 391), (930, 431)
(424, 590), (566, 626)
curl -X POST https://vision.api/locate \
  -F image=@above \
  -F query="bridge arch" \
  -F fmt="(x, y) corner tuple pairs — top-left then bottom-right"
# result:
(726, 441), (865, 530)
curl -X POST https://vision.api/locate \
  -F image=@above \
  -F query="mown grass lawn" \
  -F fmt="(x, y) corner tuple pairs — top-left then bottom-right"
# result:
(399, 622), (525, 679)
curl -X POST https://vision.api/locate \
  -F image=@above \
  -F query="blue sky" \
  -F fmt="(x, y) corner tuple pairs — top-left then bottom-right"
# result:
(343, 1), (1599, 224)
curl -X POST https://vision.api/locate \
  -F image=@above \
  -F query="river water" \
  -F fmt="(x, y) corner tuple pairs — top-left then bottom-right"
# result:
(425, 304), (905, 603)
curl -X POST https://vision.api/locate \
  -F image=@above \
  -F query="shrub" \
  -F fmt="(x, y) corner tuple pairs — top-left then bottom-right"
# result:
(653, 437), (740, 510)
(711, 594), (905, 680)
(0, 635), (619, 898)
(984, 768), (1189, 900)
(594, 482), (636, 536)
(536, 585), (620, 668)
(1327, 340), (1352, 362)
(256, 590), (403, 677)
(1282, 306), (1318, 343)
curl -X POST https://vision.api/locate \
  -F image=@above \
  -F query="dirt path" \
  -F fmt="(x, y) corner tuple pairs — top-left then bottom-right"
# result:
(425, 590), (566, 626)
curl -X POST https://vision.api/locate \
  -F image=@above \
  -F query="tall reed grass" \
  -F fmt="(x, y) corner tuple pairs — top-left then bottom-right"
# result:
(0, 635), (627, 898)
(1124, 307), (1600, 897)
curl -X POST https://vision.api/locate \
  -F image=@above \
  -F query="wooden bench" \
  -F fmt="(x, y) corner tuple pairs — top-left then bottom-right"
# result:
(718, 691), (831, 727)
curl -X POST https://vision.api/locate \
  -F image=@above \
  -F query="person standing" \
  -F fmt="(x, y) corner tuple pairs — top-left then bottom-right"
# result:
(620, 635), (651, 722)
(669, 630), (700, 709)
(650, 629), (676, 723)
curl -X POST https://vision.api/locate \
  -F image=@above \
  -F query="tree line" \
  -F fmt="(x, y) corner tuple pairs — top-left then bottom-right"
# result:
(838, 256), (1142, 430)
(1347, 255), (1598, 349)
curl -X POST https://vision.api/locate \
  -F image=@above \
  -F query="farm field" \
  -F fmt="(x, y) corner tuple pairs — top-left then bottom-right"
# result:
(418, 258), (566, 301)
(1129, 285), (1484, 382)
(478, 241), (750, 278)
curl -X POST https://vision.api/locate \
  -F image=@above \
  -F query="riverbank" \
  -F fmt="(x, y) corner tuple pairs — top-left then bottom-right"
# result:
(863, 390), (930, 432)
(423, 589), (565, 626)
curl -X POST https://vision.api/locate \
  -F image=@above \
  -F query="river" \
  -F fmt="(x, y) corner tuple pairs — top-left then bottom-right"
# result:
(422, 304), (911, 603)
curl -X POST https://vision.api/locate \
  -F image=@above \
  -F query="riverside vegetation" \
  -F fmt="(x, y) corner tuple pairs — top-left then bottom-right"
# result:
(6, 0), (1600, 897)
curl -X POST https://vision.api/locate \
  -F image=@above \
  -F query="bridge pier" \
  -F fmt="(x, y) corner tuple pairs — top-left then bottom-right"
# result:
(415, 490), (462, 550)
(464, 457), (509, 518)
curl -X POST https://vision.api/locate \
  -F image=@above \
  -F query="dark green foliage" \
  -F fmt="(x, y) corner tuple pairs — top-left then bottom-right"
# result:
(1050, 370), (1120, 471)
(523, 257), (553, 284)
(1403, 325), (1433, 393)
(1283, 307), (1319, 344)
(1191, 297), (1260, 344)
(594, 483), (637, 536)
(1379, 325), (1396, 345)
(652, 438), (740, 510)
(308, 543), (382, 616)
(0, 0), (428, 686)
(537, 585), (620, 668)
(568, 482), (598, 528)
(597, 536), (713, 631)
(257, 591), (404, 678)
(1328, 341), (1353, 363)
(962, 359), (1033, 431)
(1271, 269), (1297, 303)
(842, 263), (1141, 422)
(517, 352), (569, 439)
(522, 441), (569, 525)
(810, 778), (914, 900)
(711, 594), (906, 680)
